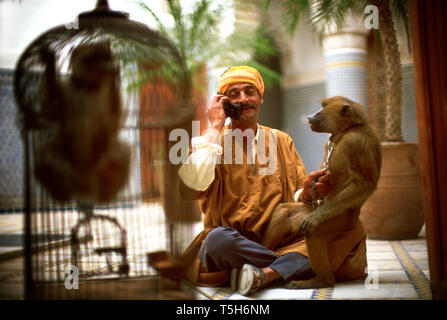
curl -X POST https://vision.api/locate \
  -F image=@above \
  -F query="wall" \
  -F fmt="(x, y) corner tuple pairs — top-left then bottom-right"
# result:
(266, 4), (326, 89)
(258, 85), (283, 130)
(0, 68), (23, 211)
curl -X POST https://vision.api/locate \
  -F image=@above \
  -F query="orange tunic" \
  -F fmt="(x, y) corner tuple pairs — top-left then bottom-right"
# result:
(181, 124), (367, 286)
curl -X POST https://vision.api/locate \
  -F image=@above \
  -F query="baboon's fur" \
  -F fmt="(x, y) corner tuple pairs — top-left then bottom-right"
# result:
(261, 96), (381, 289)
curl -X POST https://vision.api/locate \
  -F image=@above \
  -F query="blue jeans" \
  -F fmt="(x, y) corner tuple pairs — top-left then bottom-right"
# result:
(198, 226), (314, 282)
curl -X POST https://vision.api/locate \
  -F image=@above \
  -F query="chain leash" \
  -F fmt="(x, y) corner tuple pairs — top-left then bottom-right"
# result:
(311, 141), (335, 210)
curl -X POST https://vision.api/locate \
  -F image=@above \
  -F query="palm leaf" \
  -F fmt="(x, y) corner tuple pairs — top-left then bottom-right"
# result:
(245, 60), (282, 88)
(188, 0), (211, 51)
(166, 0), (186, 57)
(281, 0), (312, 35)
(134, 0), (281, 87)
(391, 0), (411, 53)
(133, 0), (169, 38)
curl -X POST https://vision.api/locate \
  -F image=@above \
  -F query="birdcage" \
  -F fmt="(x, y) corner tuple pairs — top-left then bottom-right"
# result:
(14, 0), (201, 299)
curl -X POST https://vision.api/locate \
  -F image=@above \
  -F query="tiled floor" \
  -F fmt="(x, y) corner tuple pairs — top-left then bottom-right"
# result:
(0, 210), (431, 300)
(188, 230), (431, 300)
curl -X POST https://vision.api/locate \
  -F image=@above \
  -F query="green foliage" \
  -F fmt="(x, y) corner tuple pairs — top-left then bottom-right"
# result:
(135, 0), (282, 87)
(110, 29), (190, 100)
(267, 0), (410, 48)
(282, 0), (362, 35)
(390, 0), (411, 52)
(265, 0), (411, 141)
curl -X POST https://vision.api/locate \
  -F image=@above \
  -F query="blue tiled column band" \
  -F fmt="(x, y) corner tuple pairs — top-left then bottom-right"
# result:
(0, 69), (24, 212)
(324, 50), (367, 106)
(324, 49), (367, 108)
(322, 26), (369, 111)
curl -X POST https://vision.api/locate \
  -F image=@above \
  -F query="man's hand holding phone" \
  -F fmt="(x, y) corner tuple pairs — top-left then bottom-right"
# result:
(217, 92), (241, 120)
(206, 95), (227, 130)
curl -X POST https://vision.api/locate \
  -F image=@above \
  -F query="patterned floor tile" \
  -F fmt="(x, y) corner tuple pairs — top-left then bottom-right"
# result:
(332, 283), (418, 299)
(192, 286), (221, 300)
(390, 241), (431, 300)
(366, 245), (393, 252)
(240, 287), (314, 300)
(412, 259), (429, 271)
(374, 270), (409, 283)
(408, 251), (429, 260)
(367, 251), (396, 260)
(367, 259), (403, 270)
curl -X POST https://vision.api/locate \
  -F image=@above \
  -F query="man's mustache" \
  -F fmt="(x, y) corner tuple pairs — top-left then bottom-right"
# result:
(240, 102), (255, 109)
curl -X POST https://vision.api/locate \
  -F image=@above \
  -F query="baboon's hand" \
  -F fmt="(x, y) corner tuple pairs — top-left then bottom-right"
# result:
(299, 215), (319, 236)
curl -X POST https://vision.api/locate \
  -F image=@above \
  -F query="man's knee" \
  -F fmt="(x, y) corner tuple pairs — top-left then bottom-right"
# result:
(201, 226), (239, 257)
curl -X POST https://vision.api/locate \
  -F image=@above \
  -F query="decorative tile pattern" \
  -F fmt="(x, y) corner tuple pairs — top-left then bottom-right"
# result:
(0, 69), (24, 211)
(391, 241), (431, 300)
(311, 287), (334, 300)
(331, 283), (418, 300)
(324, 51), (368, 107)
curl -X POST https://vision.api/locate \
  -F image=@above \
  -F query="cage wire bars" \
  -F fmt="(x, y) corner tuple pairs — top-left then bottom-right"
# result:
(13, 0), (198, 299)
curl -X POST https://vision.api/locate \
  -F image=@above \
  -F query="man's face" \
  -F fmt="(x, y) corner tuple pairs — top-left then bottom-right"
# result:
(226, 82), (263, 124)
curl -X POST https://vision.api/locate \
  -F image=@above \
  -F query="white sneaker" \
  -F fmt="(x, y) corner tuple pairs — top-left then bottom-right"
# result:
(237, 264), (265, 296)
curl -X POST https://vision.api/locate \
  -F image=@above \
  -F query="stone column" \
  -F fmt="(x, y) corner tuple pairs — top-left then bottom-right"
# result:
(322, 15), (369, 109)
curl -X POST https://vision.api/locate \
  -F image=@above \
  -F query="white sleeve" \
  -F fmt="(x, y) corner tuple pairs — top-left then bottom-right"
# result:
(294, 188), (304, 202)
(178, 136), (223, 191)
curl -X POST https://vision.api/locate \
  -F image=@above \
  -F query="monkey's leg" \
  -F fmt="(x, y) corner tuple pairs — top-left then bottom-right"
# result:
(261, 205), (290, 250)
(277, 202), (311, 213)
(286, 233), (335, 289)
(261, 203), (311, 250)
(288, 203), (312, 234)
(261, 202), (311, 250)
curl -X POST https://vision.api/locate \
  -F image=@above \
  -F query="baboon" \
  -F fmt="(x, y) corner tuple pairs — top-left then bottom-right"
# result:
(261, 96), (381, 289)
(34, 41), (130, 203)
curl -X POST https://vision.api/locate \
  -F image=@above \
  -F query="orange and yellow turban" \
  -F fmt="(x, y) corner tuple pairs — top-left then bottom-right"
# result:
(217, 66), (265, 97)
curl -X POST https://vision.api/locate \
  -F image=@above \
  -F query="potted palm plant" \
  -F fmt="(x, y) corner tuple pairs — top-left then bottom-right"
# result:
(266, 0), (423, 239)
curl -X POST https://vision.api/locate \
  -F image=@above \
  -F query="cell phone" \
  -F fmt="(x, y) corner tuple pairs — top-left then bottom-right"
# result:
(217, 92), (241, 120)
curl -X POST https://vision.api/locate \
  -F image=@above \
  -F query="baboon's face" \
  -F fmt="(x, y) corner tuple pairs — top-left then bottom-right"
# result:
(307, 105), (326, 133)
(307, 97), (353, 134)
